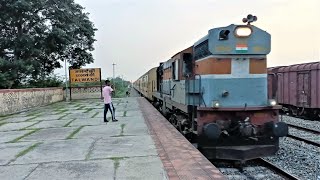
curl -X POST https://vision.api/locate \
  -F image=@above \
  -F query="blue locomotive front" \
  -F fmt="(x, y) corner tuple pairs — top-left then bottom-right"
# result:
(193, 15), (288, 160)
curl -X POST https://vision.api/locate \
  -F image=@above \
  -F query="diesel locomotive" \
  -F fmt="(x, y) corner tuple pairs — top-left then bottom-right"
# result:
(134, 15), (288, 161)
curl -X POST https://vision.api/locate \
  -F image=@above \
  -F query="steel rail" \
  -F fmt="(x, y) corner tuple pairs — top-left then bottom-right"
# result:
(256, 158), (300, 180)
(287, 123), (320, 134)
(287, 134), (320, 147)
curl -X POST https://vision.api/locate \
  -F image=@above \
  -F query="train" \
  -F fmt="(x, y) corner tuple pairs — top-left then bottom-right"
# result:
(268, 62), (320, 120)
(134, 14), (288, 161)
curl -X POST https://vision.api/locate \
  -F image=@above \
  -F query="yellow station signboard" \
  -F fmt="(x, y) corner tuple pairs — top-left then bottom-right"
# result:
(69, 68), (101, 83)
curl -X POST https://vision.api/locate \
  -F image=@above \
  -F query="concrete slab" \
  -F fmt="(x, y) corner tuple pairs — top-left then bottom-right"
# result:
(30, 115), (67, 121)
(28, 120), (71, 129)
(0, 164), (38, 180)
(0, 142), (34, 165)
(64, 113), (95, 119)
(123, 122), (150, 136)
(69, 119), (103, 127)
(3, 116), (31, 123)
(126, 110), (143, 117)
(64, 110), (88, 114)
(13, 139), (94, 164)
(1, 97), (220, 179)
(21, 127), (78, 142)
(25, 160), (114, 180)
(0, 130), (32, 143)
(74, 124), (121, 139)
(90, 135), (158, 159)
(117, 156), (167, 180)
(0, 122), (37, 131)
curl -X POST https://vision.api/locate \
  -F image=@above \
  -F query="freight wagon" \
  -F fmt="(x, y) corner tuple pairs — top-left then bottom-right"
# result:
(268, 62), (320, 119)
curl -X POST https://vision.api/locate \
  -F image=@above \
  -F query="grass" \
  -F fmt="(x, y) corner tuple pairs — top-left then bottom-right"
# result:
(0, 114), (11, 119)
(76, 106), (86, 110)
(66, 126), (85, 139)
(9, 129), (40, 143)
(56, 109), (68, 114)
(85, 139), (99, 161)
(111, 124), (126, 137)
(120, 124), (125, 135)
(15, 142), (41, 158)
(0, 122), (8, 127)
(25, 115), (40, 122)
(63, 119), (76, 127)
(91, 112), (99, 118)
(26, 112), (40, 117)
(74, 103), (82, 107)
(109, 157), (127, 174)
(83, 108), (94, 113)
(58, 114), (69, 120)
(85, 151), (91, 160)
(19, 121), (42, 130)
(0, 117), (9, 122)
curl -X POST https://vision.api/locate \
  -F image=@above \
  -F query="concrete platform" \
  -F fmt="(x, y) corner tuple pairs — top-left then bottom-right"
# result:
(0, 93), (225, 179)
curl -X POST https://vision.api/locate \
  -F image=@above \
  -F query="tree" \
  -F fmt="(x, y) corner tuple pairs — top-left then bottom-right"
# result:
(0, 0), (97, 88)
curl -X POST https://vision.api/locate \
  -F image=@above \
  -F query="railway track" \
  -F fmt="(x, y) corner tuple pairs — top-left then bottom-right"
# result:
(287, 134), (320, 147)
(212, 158), (300, 180)
(288, 123), (320, 147)
(287, 123), (320, 134)
(255, 158), (300, 180)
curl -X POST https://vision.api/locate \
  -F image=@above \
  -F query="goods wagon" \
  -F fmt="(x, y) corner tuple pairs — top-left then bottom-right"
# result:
(268, 62), (320, 119)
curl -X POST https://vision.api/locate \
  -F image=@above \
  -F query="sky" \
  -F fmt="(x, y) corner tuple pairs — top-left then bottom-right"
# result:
(55, 0), (320, 81)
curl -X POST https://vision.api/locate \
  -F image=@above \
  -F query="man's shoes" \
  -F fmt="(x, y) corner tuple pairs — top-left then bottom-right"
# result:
(104, 120), (108, 123)
(112, 119), (118, 122)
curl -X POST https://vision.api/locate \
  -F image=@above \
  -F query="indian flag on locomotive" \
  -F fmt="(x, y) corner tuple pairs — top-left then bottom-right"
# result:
(236, 44), (248, 53)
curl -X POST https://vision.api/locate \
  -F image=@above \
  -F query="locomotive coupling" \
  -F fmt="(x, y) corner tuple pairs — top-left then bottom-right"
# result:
(203, 123), (221, 140)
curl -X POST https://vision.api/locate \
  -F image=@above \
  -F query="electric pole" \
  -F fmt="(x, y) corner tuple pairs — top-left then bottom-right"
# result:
(64, 59), (68, 101)
(112, 63), (116, 87)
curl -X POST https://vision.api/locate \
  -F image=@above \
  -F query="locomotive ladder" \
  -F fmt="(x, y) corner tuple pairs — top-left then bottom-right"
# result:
(186, 74), (206, 132)
(188, 74), (205, 107)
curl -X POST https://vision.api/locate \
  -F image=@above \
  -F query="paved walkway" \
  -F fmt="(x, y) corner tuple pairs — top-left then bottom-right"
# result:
(0, 97), (166, 180)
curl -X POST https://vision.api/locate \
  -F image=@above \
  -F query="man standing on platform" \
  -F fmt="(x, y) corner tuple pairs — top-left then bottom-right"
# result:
(102, 80), (118, 122)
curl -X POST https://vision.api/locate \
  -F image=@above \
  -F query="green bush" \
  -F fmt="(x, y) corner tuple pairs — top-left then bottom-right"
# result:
(24, 75), (64, 88)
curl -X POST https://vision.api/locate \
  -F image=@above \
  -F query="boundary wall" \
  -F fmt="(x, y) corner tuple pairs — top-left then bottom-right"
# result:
(0, 87), (63, 116)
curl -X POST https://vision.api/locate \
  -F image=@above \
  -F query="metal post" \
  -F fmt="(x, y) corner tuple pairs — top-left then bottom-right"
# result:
(112, 63), (116, 84)
(64, 59), (68, 101)
(121, 75), (124, 87)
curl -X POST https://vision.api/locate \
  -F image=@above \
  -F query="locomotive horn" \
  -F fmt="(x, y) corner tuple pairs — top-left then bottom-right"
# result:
(244, 14), (258, 24)
(242, 18), (248, 23)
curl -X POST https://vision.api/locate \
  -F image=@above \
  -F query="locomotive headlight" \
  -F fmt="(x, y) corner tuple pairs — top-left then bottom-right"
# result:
(268, 99), (277, 106)
(234, 26), (252, 37)
(212, 101), (220, 108)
